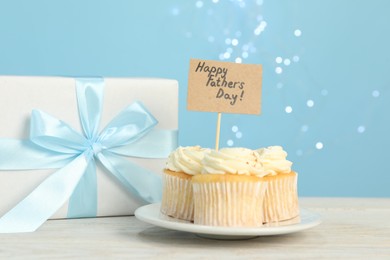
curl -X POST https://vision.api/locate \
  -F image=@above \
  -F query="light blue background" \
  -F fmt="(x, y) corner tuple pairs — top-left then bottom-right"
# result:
(0, 0), (389, 197)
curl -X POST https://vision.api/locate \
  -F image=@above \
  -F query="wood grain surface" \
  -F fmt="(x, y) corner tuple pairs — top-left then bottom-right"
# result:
(0, 198), (389, 259)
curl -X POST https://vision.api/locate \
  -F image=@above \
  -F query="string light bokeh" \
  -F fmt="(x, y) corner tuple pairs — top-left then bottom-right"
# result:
(168, 0), (390, 197)
(170, 0), (328, 155)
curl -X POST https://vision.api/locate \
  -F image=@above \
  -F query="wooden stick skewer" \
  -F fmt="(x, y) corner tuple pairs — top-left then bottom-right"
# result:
(215, 112), (222, 151)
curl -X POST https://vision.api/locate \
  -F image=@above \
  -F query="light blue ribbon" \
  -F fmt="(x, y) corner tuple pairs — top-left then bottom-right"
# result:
(0, 78), (177, 233)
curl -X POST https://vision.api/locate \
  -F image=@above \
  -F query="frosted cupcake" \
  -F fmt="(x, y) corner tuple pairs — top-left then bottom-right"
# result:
(256, 146), (299, 223)
(160, 146), (210, 221)
(192, 148), (268, 227)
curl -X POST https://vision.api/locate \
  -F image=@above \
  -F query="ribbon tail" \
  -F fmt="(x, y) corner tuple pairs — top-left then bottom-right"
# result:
(0, 154), (89, 233)
(67, 158), (97, 218)
(97, 151), (162, 204)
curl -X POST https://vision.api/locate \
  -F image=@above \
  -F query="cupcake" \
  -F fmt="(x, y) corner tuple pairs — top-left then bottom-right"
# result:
(192, 148), (268, 227)
(256, 146), (299, 223)
(160, 146), (210, 221)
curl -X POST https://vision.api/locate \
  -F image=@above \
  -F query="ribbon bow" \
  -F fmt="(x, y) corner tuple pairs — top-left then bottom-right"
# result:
(0, 78), (176, 233)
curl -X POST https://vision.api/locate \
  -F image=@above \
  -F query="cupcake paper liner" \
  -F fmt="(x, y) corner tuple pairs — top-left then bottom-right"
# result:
(160, 171), (194, 221)
(192, 180), (267, 227)
(263, 173), (299, 223)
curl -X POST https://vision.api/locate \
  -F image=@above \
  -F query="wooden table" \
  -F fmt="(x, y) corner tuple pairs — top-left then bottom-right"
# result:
(0, 198), (389, 259)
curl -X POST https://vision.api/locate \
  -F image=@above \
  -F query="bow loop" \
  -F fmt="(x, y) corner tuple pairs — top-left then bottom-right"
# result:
(98, 101), (158, 149)
(30, 109), (87, 154)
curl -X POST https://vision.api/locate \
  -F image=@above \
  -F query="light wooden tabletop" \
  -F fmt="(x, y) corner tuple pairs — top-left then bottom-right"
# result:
(0, 197), (389, 259)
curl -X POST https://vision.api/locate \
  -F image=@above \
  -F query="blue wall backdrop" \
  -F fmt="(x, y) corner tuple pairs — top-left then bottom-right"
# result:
(1, 0), (389, 197)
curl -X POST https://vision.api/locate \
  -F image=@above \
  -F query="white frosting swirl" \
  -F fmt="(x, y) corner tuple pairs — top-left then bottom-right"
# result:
(165, 146), (210, 175)
(256, 146), (292, 175)
(201, 147), (267, 177)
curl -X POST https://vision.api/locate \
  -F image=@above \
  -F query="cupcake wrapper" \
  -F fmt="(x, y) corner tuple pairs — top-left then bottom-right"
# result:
(263, 174), (299, 223)
(193, 181), (267, 227)
(160, 173), (194, 221)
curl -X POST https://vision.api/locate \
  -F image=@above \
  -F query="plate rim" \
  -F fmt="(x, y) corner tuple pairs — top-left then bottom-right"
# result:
(135, 203), (321, 236)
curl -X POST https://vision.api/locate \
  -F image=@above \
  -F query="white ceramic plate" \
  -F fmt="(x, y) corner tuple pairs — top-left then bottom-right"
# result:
(135, 203), (321, 240)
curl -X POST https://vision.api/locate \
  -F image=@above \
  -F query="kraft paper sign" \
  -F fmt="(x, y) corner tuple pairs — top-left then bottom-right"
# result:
(187, 59), (262, 115)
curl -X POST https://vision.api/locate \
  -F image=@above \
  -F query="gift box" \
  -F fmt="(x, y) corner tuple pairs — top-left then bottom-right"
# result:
(0, 76), (178, 232)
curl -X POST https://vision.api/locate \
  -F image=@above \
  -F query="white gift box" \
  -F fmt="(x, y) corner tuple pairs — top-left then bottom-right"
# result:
(0, 76), (178, 219)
